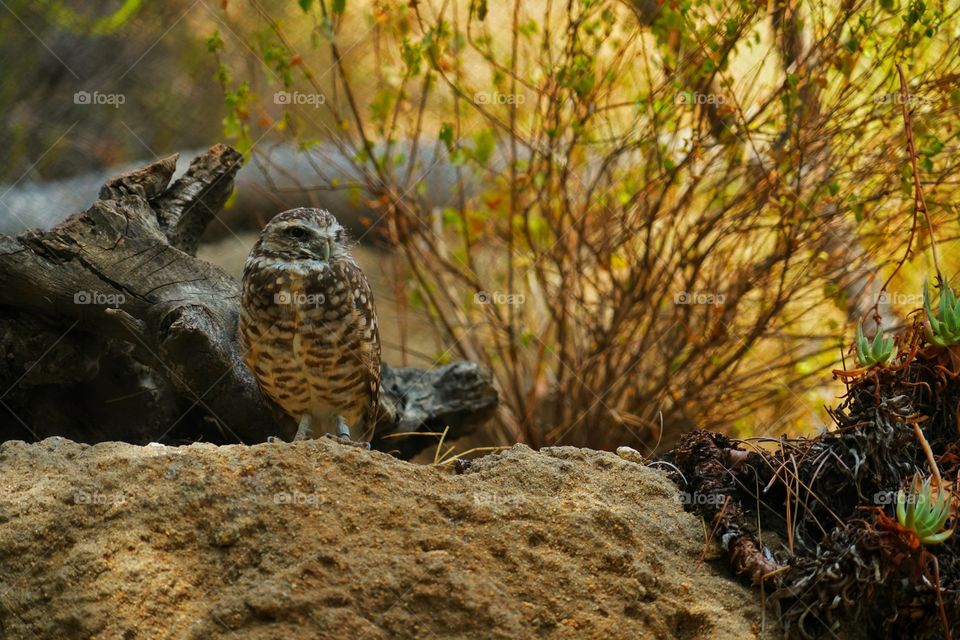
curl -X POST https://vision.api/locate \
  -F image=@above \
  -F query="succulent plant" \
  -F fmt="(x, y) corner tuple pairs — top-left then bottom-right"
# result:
(896, 474), (954, 545)
(923, 282), (960, 347)
(855, 322), (894, 367)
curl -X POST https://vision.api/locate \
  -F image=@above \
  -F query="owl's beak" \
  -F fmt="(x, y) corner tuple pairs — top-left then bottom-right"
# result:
(318, 239), (332, 261)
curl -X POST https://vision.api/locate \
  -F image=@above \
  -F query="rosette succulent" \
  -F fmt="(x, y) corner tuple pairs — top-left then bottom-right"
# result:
(855, 322), (894, 367)
(924, 282), (960, 347)
(896, 474), (954, 545)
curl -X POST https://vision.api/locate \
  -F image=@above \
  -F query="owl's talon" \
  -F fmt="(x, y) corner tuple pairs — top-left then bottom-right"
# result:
(323, 433), (371, 449)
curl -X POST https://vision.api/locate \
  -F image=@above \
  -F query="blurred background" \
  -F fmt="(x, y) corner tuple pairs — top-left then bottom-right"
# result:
(1, 0), (959, 453)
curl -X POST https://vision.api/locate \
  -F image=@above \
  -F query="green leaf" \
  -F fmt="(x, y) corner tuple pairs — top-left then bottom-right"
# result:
(930, 490), (952, 531)
(922, 529), (954, 544)
(924, 283), (941, 333)
(920, 137), (944, 156)
(401, 39), (422, 76)
(899, 475), (959, 544)
(439, 123), (455, 152)
(856, 324), (869, 365)
(333, 0), (346, 14)
(441, 207), (460, 228)
(207, 30), (224, 53)
(471, 128), (495, 164)
(298, 0), (314, 10)
(519, 19), (538, 37)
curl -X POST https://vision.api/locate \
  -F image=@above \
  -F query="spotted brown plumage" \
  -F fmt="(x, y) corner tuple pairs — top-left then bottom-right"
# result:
(238, 208), (381, 441)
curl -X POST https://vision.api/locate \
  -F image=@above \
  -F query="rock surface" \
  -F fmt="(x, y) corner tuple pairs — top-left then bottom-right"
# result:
(0, 438), (775, 639)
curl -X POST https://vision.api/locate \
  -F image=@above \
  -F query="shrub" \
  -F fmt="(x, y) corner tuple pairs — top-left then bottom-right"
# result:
(211, 0), (960, 449)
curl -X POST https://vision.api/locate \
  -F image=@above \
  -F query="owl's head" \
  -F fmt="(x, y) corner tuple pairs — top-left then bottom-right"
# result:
(253, 208), (350, 262)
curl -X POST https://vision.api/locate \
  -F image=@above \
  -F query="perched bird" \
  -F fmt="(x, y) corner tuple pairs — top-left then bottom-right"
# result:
(238, 208), (381, 442)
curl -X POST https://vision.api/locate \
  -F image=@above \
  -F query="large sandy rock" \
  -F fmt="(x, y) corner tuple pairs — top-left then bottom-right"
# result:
(0, 439), (774, 639)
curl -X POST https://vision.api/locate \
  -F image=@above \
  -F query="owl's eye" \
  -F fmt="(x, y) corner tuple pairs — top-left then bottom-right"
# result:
(287, 226), (308, 239)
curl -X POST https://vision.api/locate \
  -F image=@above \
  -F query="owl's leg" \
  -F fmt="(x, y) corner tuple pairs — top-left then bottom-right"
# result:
(294, 411), (367, 448)
(321, 414), (352, 439)
(294, 414), (314, 441)
(335, 416), (351, 439)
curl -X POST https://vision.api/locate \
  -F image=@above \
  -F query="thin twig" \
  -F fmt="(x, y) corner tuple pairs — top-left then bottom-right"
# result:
(895, 63), (943, 286)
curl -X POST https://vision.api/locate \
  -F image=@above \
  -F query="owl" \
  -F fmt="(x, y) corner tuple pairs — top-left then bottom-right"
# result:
(238, 208), (381, 442)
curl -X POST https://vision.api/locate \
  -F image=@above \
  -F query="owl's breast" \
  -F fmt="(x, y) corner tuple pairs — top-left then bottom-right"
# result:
(238, 256), (378, 422)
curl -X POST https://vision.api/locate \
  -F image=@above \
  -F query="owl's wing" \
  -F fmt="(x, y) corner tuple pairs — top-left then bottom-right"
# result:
(343, 260), (381, 392)
(333, 260), (381, 438)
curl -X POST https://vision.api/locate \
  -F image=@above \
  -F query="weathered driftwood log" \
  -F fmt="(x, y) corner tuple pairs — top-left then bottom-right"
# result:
(0, 145), (497, 458)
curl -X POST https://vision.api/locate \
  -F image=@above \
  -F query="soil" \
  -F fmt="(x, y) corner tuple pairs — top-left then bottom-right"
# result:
(0, 438), (776, 639)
